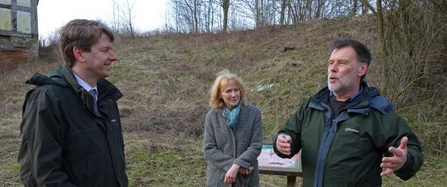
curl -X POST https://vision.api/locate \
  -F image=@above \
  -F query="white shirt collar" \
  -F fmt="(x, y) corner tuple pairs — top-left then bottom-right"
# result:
(73, 73), (98, 92)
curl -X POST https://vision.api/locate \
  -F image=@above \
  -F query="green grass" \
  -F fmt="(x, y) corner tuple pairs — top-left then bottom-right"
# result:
(0, 133), (21, 187)
(125, 136), (206, 187)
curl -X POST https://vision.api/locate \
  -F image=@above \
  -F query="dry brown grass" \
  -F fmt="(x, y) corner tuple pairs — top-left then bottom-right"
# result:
(1, 15), (446, 186)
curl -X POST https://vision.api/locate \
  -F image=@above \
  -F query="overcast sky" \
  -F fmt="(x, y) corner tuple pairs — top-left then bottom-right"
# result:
(37, 0), (168, 39)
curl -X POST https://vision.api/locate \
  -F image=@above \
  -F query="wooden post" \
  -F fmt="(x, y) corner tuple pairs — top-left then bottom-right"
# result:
(287, 176), (296, 187)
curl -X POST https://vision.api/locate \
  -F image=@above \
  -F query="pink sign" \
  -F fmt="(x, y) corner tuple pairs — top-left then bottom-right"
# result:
(257, 144), (301, 173)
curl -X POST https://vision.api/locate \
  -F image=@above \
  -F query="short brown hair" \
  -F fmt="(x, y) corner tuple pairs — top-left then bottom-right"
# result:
(209, 69), (248, 110)
(59, 19), (115, 67)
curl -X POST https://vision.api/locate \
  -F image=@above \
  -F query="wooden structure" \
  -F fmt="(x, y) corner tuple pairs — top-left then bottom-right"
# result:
(0, 0), (39, 71)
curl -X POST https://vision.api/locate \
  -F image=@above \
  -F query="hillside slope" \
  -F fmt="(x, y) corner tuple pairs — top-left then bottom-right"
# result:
(1, 15), (445, 186)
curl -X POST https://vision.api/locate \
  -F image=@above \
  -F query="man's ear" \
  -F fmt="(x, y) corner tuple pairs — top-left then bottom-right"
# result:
(358, 63), (368, 77)
(73, 46), (85, 62)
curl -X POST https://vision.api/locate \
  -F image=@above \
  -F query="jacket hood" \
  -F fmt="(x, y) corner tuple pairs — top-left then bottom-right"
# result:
(25, 66), (68, 87)
(311, 81), (393, 114)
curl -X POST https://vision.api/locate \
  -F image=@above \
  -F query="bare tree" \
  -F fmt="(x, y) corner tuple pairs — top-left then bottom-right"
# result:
(185, 0), (201, 33)
(111, 0), (136, 37)
(360, 0), (447, 107)
(314, 0), (325, 19)
(361, 0), (389, 94)
(237, 0), (261, 28)
(169, 0), (193, 33)
(349, 0), (359, 17)
(204, 0), (219, 32)
(280, 0), (287, 25)
(221, 0), (231, 32)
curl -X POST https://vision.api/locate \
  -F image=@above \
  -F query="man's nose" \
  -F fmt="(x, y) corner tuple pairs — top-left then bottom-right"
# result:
(109, 51), (119, 61)
(329, 64), (337, 72)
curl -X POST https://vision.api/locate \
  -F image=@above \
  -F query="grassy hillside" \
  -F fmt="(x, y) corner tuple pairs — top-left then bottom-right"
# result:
(1, 16), (446, 186)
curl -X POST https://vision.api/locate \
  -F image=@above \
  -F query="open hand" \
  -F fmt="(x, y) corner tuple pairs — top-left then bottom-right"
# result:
(380, 136), (408, 176)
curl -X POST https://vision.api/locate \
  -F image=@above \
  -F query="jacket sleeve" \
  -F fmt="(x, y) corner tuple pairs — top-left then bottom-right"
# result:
(272, 99), (309, 158)
(18, 88), (76, 186)
(380, 110), (423, 181)
(233, 107), (263, 168)
(203, 110), (234, 171)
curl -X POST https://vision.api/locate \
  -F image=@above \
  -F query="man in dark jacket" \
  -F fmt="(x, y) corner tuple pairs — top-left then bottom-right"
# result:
(273, 39), (423, 187)
(18, 19), (128, 187)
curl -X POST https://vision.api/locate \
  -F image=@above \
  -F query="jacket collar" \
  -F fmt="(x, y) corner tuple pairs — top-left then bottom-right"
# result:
(26, 65), (123, 102)
(309, 81), (393, 115)
(61, 65), (123, 102)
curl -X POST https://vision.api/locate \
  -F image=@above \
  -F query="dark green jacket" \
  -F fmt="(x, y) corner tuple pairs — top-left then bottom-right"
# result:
(18, 65), (128, 187)
(273, 83), (423, 187)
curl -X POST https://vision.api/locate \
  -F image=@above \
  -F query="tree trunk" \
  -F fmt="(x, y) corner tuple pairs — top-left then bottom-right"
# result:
(349, 0), (358, 17)
(280, 0), (286, 25)
(221, 0), (230, 32)
(361, 0), (388, 95)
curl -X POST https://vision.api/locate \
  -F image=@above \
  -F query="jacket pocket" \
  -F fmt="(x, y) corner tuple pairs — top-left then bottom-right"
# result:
(67, 129), (105, 186)
(82, 154), (102, 186)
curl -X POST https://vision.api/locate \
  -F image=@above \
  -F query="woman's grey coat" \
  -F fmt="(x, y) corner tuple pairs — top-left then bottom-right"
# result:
(203, 104), (263, 187)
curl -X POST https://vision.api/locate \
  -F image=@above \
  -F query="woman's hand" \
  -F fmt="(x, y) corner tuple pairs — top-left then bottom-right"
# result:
(224, 164), (240, 184)
(239, 166), (254, 175)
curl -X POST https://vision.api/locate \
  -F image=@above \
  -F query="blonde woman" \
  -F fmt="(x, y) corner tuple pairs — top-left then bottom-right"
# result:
(203, 69), (263, 187)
